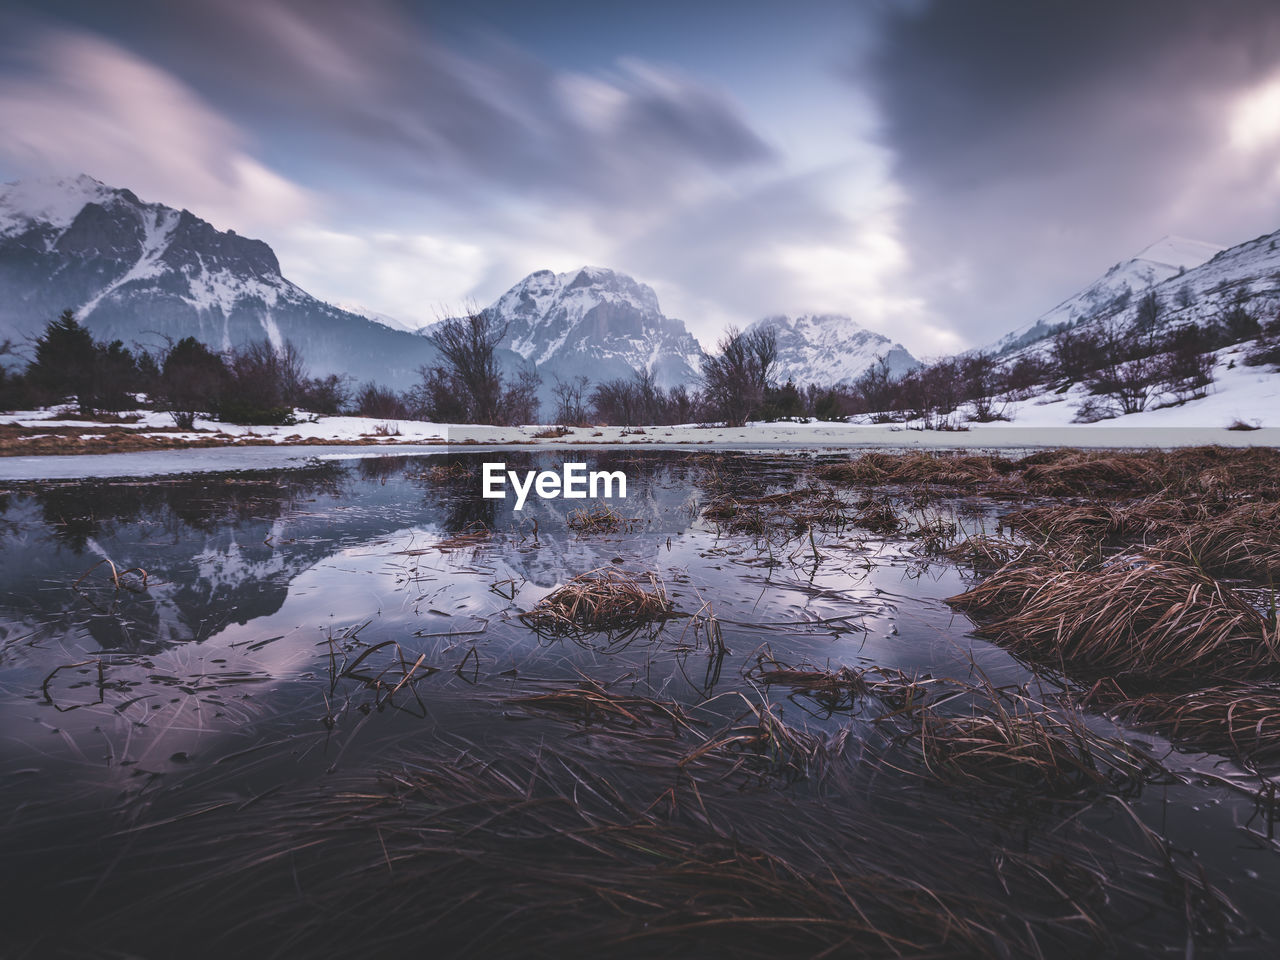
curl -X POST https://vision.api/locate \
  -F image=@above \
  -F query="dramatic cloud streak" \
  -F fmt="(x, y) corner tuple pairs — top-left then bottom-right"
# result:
(4, 0), (1280, 350)
(0, 29), (311, 232)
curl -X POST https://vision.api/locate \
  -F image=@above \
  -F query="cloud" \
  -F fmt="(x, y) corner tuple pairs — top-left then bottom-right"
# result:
(280, 224), (489, 326)
(0, 29), (312, 231)
(105, 0), (776, 215)
(866, 0), (1280, 347)
(0, 1), (933, 353)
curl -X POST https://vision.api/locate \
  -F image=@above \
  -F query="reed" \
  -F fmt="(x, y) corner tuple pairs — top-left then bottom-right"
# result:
(567, 503), (641, 534)
(1090, 682), (1280, 766)
(519, 568), (677, 637)
(947, 560), (1278, 683)
(913, 693), (1150, 796)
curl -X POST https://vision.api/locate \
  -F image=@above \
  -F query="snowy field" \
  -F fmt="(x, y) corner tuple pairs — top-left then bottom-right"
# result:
(4, 341), (1279, 480)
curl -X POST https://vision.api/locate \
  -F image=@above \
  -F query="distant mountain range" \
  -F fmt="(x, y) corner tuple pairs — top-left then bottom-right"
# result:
(0, 173), (923, 403)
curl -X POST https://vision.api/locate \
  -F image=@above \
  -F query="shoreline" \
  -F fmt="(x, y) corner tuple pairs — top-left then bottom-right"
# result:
(3, 423), (1280, 481)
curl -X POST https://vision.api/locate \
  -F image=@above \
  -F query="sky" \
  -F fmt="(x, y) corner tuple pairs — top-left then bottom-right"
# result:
(3, 0), (1280, 356)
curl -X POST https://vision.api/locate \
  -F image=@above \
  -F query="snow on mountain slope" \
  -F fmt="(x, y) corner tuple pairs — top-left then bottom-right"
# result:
(484, 266), (705, 390)
(988, 227), (1280, 372)
(335, 302), (424, 334)
(0, 173), (120, 239)
(0, 174), (441, 387)
(988, 234), (1223, 356)
(747, 313), (919, 386)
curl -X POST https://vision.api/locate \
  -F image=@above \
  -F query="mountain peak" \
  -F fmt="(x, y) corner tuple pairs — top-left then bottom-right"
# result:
(1131, 235), (1222, 271)
(0, 172), (122, 236)
(748, 312), (918, 385)
(487, 264), (702, 390)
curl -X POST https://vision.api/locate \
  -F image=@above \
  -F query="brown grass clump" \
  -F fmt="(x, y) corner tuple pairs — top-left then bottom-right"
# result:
(519, 568), (676, 637)
(818, 451), (1006, 486)
(702, 488), (850, 538)
(1227, 419), (1261, 431)
(567, 504), (640, 534)
(896, 453), (1006, 485)
(416, 461), (472, 481)
(1004, 498), (1192, 546)
(999, 496), (1280, 584)
(944, 535), (1053, 571)
(532, 425), (572, 438)
(852, 495), (903, 534)
(1150, 501), (1280, 582)
(749, 661), (930, 714)
(816, 451), (903, 483)
(1089, 682), (1280, 766)
(915, 698), (1148, 796)
(1017, 453), (1160, 495)
(509, 679), (692, 734)
(679, 694), (832, 783)
(947, 560), (1279, 683)
(73, 734), (1242, 960)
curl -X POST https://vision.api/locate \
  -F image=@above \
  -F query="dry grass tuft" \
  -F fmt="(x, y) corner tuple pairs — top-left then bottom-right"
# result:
(948, 560), (1278, 683)
(1004, 498), (1191, 546)
(749, 660), (930, 713)
(914, 696), (1148, 796)
(818, 451), (1006, 486)
(510, 678), (693, 734)
(567, 504), (641, 534)
(1017, 454), (1160, 495)
(519, 568), (677, 637)
(532, 425), (573, 438)
(1002, 498), (1280, 584)
(944, 534), (1053, 571)
(416, 461), (472, 481)
(1089, 682), (1280, 766)
(852, 495), (903, 534)
(1150, 501), (1280, 582)
(680, 693), (832, 783)
(702, 488), (850, 538)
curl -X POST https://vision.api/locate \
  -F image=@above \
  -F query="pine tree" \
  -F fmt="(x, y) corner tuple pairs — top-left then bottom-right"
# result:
(29, 310), (98, 415)
(159, 337), (229, 428)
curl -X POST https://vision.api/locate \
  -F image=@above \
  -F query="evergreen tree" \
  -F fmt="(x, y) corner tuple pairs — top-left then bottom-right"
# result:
(159, 337), (229, 429)
(29, 310), (98, 415)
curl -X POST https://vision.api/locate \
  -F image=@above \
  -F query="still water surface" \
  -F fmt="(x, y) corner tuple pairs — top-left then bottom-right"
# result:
(0, 450), (1276, 956)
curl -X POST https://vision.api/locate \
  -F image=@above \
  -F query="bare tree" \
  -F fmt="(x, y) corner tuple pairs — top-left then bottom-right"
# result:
(853, 356), (897, 419)
(591, 377), (639, 425)
(552, 375), (591, 425)
(499, 367), (542, 425)
(748, 326), (777, 395)
(700, 326), (776, 426)
(1052, 325), (1105, 382)
(1158, 326), (1215, 404)
(354, 383), (409, 419)
(1084, 320), (1162, 416)
(426, 311), (508, 424)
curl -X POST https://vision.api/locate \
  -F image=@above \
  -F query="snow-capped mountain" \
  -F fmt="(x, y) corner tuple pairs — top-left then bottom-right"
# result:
(746, 313), (919, 386)
(987, 235), (1223, 356)
(0, 174), (442, 387)
(988, 229), (1280, 366)
(483, 266), (705, 390)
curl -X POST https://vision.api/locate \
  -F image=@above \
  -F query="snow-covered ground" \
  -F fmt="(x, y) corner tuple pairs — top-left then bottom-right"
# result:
(3, 408), (449, 444)
(938, 344), (1280, 431)
(3, 340), (1278, 481)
